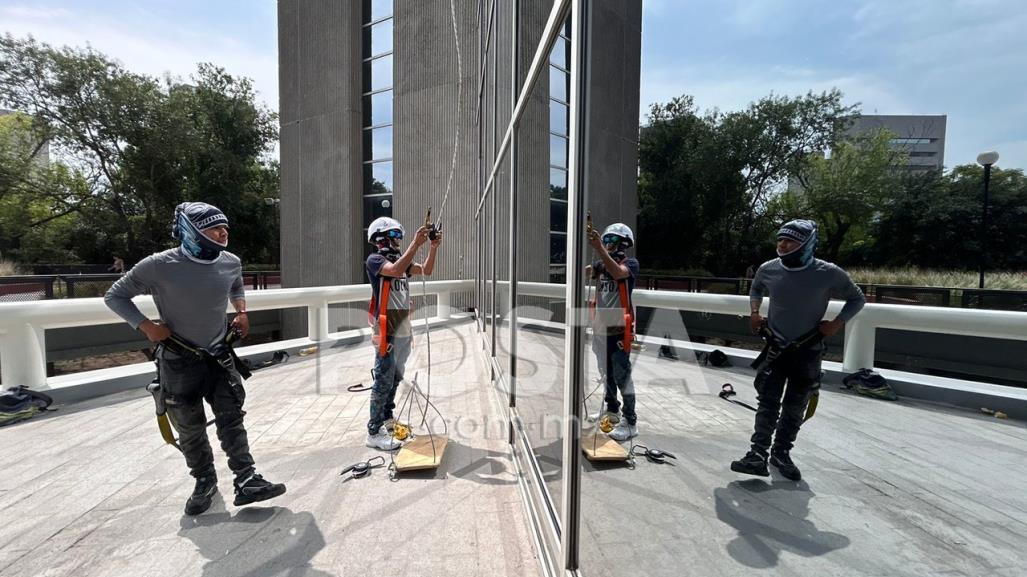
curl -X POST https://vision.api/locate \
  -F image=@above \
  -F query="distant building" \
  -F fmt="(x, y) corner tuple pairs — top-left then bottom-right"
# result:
(848, 114), (947, 172)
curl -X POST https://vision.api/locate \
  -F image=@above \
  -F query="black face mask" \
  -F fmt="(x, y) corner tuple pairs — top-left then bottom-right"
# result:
(779, 251), (805, 269)
(377, 244), (400, 262)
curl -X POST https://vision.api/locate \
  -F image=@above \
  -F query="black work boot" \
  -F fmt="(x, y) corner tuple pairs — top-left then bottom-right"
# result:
(770, 450), (802, 481)
(184, 473), (219, 516)
(730, 450), (769, 477)
(233, 473), (287, 506)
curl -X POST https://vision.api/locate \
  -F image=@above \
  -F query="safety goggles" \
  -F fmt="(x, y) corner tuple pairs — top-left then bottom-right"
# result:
(385, 229), (403, 240)
(602, 234), (624, 246)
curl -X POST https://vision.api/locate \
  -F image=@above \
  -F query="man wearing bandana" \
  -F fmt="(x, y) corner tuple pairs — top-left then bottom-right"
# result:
(105, 202), (286, 515)
(730, 219), (865, 481)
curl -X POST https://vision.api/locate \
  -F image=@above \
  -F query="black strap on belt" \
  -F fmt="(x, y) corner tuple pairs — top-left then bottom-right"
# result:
(750, 323), (824, 371)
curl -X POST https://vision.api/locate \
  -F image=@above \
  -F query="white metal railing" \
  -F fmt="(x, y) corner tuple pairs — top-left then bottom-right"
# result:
(500, 282), (1027, 374)
(0, 279), (474, 389)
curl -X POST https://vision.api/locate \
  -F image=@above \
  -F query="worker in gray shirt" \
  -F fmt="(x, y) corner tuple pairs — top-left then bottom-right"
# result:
(730, 219), (865, 481)
(105, 202), (285, 515)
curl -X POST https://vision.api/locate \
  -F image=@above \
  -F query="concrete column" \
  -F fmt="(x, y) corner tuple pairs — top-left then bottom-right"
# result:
(0, 323), (47, 388)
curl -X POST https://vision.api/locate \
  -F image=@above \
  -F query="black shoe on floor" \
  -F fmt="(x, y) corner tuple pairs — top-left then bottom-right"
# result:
(730, 451), (769, 477)
(184, 473), (219, 516)
(233, 473), (287, 507)
(770, 451), (802, 481)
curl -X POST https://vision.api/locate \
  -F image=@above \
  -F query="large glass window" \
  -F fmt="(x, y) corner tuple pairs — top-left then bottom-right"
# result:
(549, 23), (571, 271)
(362, 1), (394, 237)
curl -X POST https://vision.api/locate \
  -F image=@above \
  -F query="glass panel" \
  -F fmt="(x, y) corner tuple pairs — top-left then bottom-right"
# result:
(514, 42), (568, 528)
(364, 55), (393, 93)
(550, 134), (568, 169)
(370, 19), (393, 58)
(549, 65), (568, 103)
(550, 200), (567, 233)
(550, 100), (568, 137)
(362, 194), (393, 224)
(363, 161), (393, 194)
(549, 37), (569, 70)
(363, 126), (393, 160)
(368, 0), (391, 22)
(549, 233), (566, 265)
(550, 168), (568, 200)
(363, 91), (393, 127)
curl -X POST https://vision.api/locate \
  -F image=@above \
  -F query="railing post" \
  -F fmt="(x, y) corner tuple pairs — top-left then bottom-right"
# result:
(842, 316), (875, 374)
(437, 290), (453, 320)
(0, 322), (48, 388)
(307, 300), (330, 341)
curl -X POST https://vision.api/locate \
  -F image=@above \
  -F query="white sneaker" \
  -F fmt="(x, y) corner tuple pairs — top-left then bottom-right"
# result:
(366, 427), (402, 451)
(609, 421), (638, 442)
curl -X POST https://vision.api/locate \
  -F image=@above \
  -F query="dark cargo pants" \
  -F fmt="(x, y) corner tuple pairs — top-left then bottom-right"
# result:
(161, 354), (255, 481)
(750, 347), (822, 456)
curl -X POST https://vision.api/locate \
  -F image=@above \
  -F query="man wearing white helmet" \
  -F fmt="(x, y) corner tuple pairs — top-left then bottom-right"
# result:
(364, 216), (442, 450)
(587, 222), (641, 441)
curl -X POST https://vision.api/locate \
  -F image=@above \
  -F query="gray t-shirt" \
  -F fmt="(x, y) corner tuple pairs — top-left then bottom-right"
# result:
(104, 247), (245, 351)
(749, 258), (865, 344)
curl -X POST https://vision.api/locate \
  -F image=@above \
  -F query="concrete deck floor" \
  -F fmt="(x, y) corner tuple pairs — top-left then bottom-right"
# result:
(500, 328), (1027, 576)
(0, 322), (538, 577)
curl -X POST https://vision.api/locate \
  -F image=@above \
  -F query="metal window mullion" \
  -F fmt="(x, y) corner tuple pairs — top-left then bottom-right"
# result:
(475, 0), (572, 218)
(561, 0), (590, 571)
(508, 0), (519, 418)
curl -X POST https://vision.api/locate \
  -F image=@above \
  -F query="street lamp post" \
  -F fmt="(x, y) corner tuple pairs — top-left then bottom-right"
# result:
(975, 151), (999, 289)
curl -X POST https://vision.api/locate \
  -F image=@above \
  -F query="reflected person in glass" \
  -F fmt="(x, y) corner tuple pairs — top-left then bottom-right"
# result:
(586, 223), (641, 441)
(364, 217), (442, 451)
(731, 219), (865, 481)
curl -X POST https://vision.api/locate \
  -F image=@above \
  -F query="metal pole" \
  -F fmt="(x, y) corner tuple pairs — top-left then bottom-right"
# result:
(561, 0), (590, 569)
(979, 163), (991, 289)
(508, 0), (519, 422)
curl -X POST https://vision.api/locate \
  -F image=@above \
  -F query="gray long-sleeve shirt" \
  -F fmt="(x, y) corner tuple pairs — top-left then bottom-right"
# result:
(104, 247), (245, 350)
(749, 258), (865, 344)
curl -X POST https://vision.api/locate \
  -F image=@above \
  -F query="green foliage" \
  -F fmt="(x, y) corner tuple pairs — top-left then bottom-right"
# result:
(638, 91), (856, 275)
(772, 129), (905, 262)
(0, 35), (279, 266)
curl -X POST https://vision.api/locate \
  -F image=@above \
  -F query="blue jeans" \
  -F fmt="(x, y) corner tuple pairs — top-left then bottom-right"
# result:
(591, 332), (636, 425)
(368, 335), (412, 435)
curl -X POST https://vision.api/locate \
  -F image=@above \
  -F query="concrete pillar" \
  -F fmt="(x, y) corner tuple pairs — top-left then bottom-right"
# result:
(307, 301), (331, 342)
(842, 317), (876, 373)
(0, 323), (47, 388)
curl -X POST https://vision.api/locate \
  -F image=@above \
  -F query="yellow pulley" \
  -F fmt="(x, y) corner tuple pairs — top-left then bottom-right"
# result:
(392, 421), (410, 441)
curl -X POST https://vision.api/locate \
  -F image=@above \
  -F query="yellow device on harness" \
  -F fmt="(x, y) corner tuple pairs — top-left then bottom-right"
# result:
(392, 421), (410, 441)
(599, 415), (615, 433)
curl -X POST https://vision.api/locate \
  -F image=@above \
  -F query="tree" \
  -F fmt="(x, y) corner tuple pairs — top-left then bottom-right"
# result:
(0, 35), (280, 265)
(637, 91), (858, 274)
(776, 129), (906, 262)
(871, 165), (1027, 271)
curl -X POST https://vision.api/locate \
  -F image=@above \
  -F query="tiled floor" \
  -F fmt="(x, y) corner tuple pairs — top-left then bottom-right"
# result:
(0, 321), (538, 577)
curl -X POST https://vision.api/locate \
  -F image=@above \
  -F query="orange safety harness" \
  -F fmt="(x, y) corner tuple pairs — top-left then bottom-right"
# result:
(368, 279), (392, 357)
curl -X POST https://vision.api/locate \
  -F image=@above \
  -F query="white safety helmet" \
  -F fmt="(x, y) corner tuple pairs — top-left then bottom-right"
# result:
(601, 223), (634, 249)
(367, 216), (405, 244)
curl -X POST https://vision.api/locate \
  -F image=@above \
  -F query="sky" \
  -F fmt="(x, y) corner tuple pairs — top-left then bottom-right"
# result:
(2, 0), (1025, 170)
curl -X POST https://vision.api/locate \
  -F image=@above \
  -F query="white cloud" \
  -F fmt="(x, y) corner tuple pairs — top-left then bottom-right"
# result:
(0, 5), (71, 19)
(0, 4), (279, 116)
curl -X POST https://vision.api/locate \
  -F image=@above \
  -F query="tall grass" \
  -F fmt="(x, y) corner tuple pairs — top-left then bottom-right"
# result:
(847, 267), (1027, 290)
(0, 259), (24, 276)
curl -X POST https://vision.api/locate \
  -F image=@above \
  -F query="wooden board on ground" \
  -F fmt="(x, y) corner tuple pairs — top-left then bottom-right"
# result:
(394, 434), (449, 471)
(582, 432), (629, 461)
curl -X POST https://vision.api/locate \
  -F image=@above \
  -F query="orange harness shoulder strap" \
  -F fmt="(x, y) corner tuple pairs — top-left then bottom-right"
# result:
(618, 279), (633, 350)
(376, 280), (391, 356)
